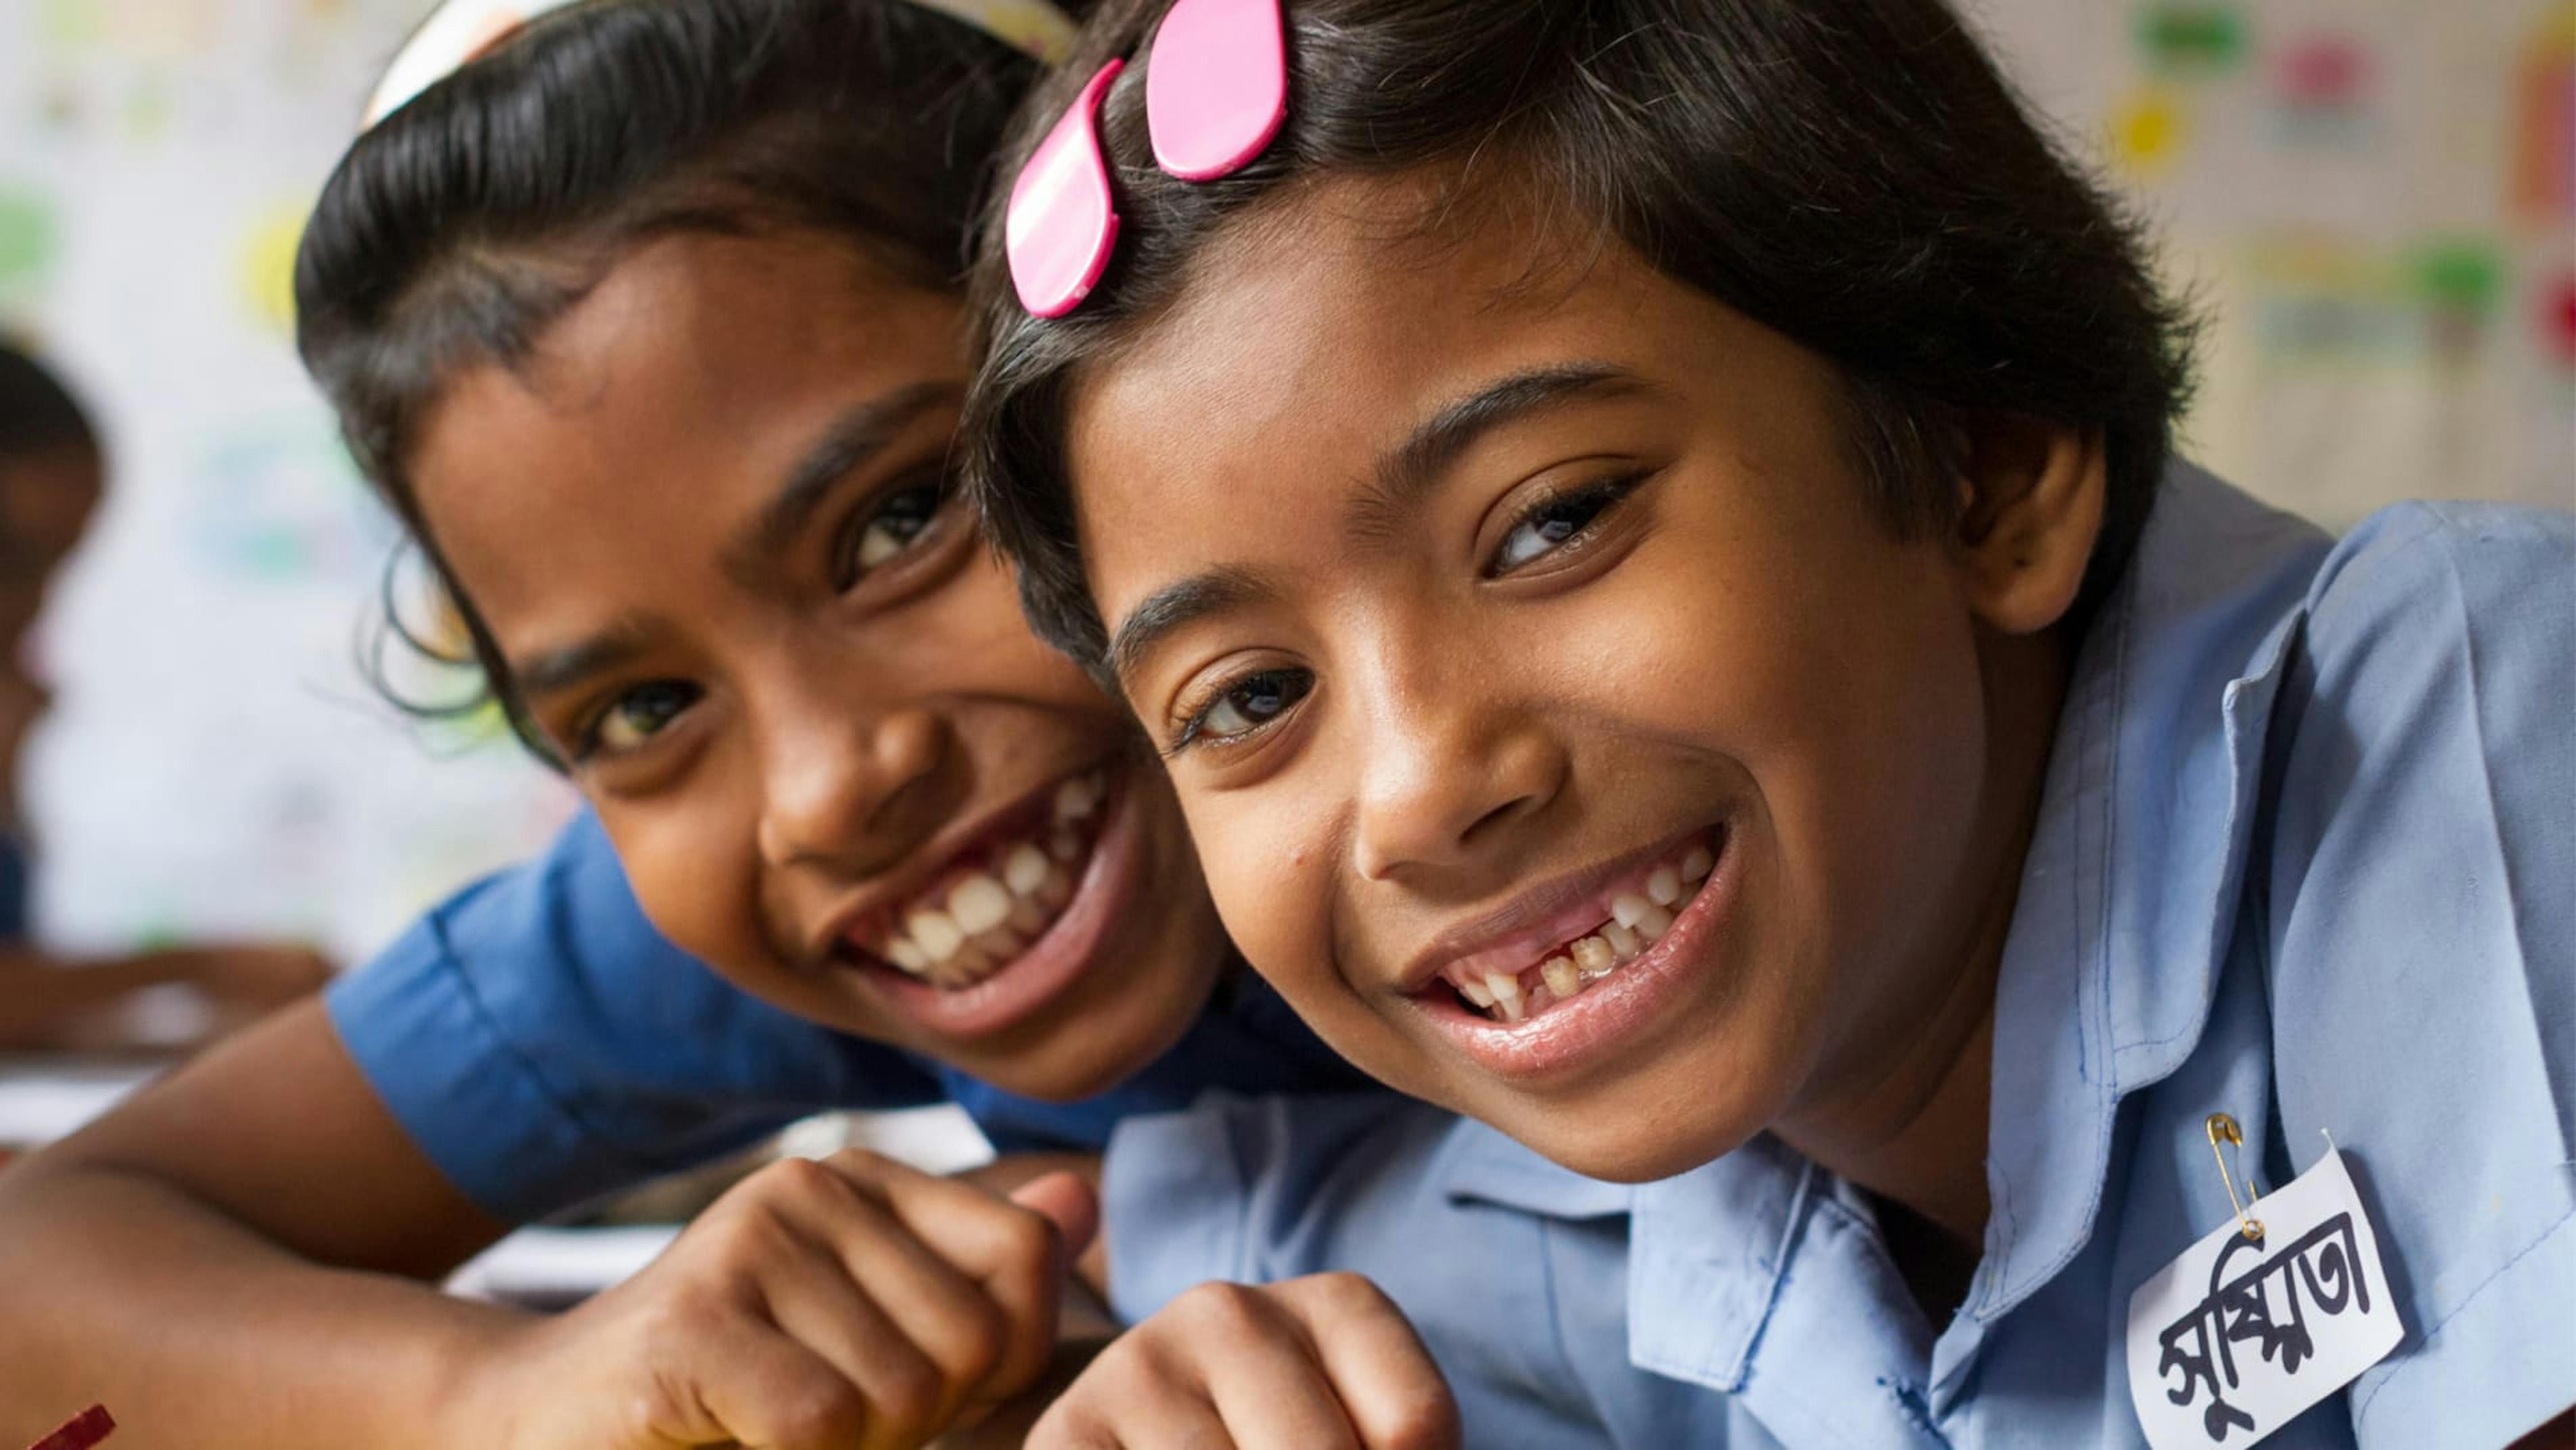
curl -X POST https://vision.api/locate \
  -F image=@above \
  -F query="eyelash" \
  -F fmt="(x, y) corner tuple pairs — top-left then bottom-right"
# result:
(1169, 666), (1314, 756)
(1483, 471), (1648, 578)
(566, 470), (957, 765)
(570, 679), (703, 764)
(833, 467), (955, 590)
(1161, 473), (1646, 758)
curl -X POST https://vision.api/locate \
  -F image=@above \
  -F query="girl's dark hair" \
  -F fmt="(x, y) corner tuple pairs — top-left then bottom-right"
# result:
(965, 0), (2199, 674)
(0, 342), (98, 463)
(294, 0), (1048, 755)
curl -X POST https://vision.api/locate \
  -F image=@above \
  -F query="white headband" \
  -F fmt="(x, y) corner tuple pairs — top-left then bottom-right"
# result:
(363, 0), (1079, 128)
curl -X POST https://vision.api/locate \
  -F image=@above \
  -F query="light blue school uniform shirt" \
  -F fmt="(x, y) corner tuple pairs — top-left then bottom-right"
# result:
(1100, 467), (2574, 1449)
(322, 810), (1373, 1224)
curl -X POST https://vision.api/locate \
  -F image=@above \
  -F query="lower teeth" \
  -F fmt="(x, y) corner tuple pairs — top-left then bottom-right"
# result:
(1460, 841), (1716, 1020)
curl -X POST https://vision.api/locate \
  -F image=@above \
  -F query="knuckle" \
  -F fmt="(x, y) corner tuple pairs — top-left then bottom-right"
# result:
(1306, 1270), (1391, 1312)
(699, 1198), (796, 1268)
(870, 1349), (948, 1430)
(768, 1379), (870, 1447)
(820, 1146), (898, 1184)
(1026, 1399), (1113, 1450)
(1085, 1334), (1172, 1398)
(922, 1296), (1012, 1388)
(993, 1201), (1060, 1265)
(1381, 1388), (1465, 1450)
(757, 1153), (844, 1204)
(1171, 1279), (1266, 1335)
(626, 1289), (729, 1361)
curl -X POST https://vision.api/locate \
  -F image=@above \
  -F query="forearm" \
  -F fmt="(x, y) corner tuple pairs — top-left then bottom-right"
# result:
(0, 1161), (526, 1450)
(0, 953), (189, 1042)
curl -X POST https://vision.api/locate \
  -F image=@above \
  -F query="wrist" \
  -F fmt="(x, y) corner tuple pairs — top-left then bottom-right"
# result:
(415, 1300), (543, 1450)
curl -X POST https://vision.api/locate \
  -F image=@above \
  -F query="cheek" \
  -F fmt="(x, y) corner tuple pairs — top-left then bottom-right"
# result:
(1555, 524), (1990, 946)
(1707, 555), (1992, 959)
(1183, 787), (1344, 994)
(598, 793), (772, 974)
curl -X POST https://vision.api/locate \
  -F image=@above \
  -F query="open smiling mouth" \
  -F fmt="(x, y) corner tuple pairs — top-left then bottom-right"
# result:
(1432, 833), (1720, 1023)
(841, 766), (1112, 992)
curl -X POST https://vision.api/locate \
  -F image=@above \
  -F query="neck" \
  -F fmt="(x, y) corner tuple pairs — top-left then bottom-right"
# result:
(1784, 933), (2002, 1245)
(1776, 625), (2070, 1253)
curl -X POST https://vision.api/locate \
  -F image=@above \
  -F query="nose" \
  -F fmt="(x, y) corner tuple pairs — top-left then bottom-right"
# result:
(1349, 647), (1565, 883)
(754, 690), (950, 875)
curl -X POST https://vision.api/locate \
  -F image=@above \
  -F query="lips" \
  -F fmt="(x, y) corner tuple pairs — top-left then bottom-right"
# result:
(1431, 835), (1717, 1022)
(805, 755), (1145, 1042)
(844, 766), (1111, 991)
(1398, 822), (1741, 1081)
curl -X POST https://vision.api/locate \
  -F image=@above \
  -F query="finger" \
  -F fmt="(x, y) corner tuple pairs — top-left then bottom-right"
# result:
(764, 1160), (1027, 1418)
(820, 1152), (1069, 1391)
(759, 1265), (956, 1450)
(682, 1330), (870, 1450)
(1195, 1300), (1367, 1450)
(1029, 1356), (1239, 1450)
(1009, 1170), (1101, 1261)
(1276, 1276), (1460, 1450)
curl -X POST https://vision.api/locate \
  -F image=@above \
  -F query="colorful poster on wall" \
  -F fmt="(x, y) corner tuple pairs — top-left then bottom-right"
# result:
(1, 0), (574, 962)
(1969, 0), (2576, 524)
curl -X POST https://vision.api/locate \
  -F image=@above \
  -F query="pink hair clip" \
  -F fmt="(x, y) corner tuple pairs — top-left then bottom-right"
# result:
(1003, 0), (1288, 317)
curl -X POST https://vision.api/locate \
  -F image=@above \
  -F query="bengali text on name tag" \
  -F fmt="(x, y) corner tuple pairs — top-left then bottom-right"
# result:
(2125, 1148), (2403, 1450)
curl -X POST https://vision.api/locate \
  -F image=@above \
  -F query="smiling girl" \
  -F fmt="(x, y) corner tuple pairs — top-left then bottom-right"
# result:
(965, 0), (2575, 1444)
(0, 4), (1404, 1446)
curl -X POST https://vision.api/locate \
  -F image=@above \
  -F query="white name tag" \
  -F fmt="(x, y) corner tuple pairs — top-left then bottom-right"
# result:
(2125, 1148), (2403, 1450)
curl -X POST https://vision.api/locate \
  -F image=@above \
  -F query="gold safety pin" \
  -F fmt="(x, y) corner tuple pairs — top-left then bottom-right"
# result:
(2204, 1112), (2264, 1242)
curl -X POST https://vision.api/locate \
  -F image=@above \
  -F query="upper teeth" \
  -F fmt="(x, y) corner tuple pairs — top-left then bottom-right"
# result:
(1055, 775), (1101, 820)
(864, 768), (1108, 988)
(1003, 844), (1051, 896)
(1446, 835), (1716, 1023)
(947, 876), (1013, 936)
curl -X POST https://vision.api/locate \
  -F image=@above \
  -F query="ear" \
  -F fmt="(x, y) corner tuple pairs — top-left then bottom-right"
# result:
(1948, 416), (2105, 637)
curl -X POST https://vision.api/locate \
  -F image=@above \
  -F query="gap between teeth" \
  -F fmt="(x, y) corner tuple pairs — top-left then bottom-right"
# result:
(874, 770), (1106, 988)
(1460, 840), (1713, 1023)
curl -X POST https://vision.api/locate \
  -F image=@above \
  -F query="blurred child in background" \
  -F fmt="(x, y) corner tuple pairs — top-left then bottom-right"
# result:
(0, 342), (331, 1052)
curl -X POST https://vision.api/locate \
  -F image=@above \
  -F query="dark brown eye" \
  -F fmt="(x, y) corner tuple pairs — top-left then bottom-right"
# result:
(1179, 667), (1314, 750)
(840, 475), (948, 585)
(1488, 475), (1642, 575)
(589, 680), (701, 756)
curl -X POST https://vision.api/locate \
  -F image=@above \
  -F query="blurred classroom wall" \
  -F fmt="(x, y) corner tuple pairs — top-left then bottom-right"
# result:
(0, 0), (2568, 965)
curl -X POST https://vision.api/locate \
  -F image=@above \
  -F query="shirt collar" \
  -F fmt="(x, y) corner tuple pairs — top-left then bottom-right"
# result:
(1440, 1120), (1813, 1394)
(1958, 466), (2331, 1347)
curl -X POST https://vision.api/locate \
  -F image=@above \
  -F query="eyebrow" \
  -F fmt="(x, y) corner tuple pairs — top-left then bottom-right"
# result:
(509, 614), (658, 706)
(720, 380), (966, 590)
(1100, 365), (1651, 688)
(1105, 566), (1274, 688)
(1348, 362), (1648, 541)
(505, 382), (962, 709)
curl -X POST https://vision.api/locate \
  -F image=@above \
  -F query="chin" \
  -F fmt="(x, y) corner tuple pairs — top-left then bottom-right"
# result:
(1012, 931), (1226, 1101)
(1538, 1125), (1754, 1185)
(1482, 1083), (1773, 1185)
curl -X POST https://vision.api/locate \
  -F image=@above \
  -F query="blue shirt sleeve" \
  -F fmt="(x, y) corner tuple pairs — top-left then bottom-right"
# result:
(329, 812), (1379, 1220)
(2260, 502), (2576, 1447)
(325, 811), (944, 1223)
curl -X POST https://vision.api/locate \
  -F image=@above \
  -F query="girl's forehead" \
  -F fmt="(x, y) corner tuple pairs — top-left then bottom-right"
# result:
(1066, 184), (1668, 476)
(409, 234), (962, 613)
